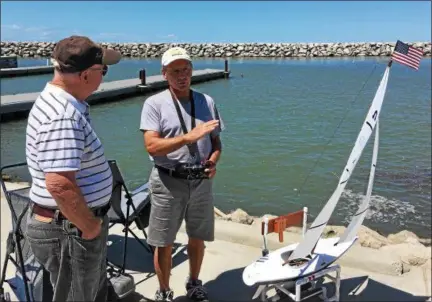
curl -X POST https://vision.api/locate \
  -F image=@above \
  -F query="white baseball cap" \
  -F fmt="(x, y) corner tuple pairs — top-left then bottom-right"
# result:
(161, 47), (191, 66)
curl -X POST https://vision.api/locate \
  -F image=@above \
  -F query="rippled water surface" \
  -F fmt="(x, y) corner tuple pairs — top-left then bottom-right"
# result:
(1, 57), (431, 237)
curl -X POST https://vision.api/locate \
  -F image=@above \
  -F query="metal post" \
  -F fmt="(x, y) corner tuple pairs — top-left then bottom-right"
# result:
(262, 216), (269, 256)
(335, 266), (341, 301)
(302, 207), (308, 238)
(139, 68), (146, 85)
(224, 59), (229, 79)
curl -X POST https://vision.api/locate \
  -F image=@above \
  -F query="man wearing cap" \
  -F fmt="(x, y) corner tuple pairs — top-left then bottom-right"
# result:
(140, 47), (224, 301)
(24, 35), (121, 301)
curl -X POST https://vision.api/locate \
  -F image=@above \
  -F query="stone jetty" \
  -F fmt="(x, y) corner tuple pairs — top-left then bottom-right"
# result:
(1, 41), (431, 58)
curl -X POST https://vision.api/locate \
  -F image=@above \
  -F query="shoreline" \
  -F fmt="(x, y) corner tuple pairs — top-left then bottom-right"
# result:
(1, 180), (431, 280)
(209, 207), (432, 278)
(214, 207), (432, 247)
(1, 41), (431, 59)
(1, 177), (430, 245)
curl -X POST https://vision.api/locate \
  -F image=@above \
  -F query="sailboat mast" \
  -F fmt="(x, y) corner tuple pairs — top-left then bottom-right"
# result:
(336, 59), (394, 245)
(288, 61), (392, 262)
(288, 39), (424, 262)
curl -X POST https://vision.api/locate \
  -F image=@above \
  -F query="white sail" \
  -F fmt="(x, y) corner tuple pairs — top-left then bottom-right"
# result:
(287, 64), (391, 262)
(338, 120), (379, 243)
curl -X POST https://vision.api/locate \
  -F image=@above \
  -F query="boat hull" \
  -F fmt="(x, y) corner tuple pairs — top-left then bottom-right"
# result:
(242, 236), (357, 286)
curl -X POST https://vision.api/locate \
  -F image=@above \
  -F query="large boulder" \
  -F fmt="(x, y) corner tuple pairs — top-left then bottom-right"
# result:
(225, 208), (254, 225)
(322, 225), (389, 249)
(422, 258), (431, 271)
(380, 242), (431, 266)
(391, 260), (411, 275)
(387, 230), (421, 245)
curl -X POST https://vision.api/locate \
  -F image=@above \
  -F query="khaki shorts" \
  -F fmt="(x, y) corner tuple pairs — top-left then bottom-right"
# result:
(146, 167), (215, 247)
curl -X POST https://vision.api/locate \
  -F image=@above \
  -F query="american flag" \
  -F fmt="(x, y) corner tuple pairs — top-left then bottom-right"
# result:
(391, 40), (423, 70)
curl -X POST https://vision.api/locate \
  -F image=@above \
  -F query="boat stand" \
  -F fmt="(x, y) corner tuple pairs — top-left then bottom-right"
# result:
(252, 264), (341, 302)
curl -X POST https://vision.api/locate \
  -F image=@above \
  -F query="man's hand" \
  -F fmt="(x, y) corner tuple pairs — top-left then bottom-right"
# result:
(81, 217), (102, 240)
(204, 160), (217, 178)
(184, 120), (220, 144)
(205, 134), (222, 179)
(45, 171), (102, 240)
(143, 120), (220, 157)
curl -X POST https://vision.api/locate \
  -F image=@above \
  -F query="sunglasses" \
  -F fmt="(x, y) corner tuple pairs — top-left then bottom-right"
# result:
(88, 65), (108, 76)
(167, 66), (191, 76)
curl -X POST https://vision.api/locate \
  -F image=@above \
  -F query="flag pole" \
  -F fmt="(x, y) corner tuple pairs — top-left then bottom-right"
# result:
(388, 41), (397, 67)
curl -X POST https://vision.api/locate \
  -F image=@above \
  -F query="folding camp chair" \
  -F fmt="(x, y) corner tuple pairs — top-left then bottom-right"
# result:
(106, 160), (153, 274)
(0, 162), (53, 302)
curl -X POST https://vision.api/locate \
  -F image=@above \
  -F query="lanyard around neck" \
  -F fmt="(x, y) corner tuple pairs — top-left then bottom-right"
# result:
(170, 89), (195, 134)
(170, 89), (200, 161)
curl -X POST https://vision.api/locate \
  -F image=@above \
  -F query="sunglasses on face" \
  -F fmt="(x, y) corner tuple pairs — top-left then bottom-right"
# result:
(88, 65), (108, 76)
(167, 66), (191, 76)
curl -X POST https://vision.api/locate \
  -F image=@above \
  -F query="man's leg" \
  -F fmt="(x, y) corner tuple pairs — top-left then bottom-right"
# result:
(187, 238), (205, 281)
(154, 244), (173, 289)
(186, 239), (207, 301)
(184, 178), (215, 301)
(26, 211), (69, 302)
(94, 214), (109, 302)
(26, 209), (109, 302)
(64, 213), (109, 301)
(147, 167), (188, 301)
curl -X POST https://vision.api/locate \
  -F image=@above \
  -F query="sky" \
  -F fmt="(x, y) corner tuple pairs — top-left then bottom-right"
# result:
(1, 1), (431, 44)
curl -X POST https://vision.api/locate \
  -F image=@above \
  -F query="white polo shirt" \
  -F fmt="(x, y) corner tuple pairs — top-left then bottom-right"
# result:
(25, 83), (113, 209)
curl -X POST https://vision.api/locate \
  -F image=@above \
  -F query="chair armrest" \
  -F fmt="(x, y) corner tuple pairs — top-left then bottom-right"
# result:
(120, 191), (150, 218)
(130, 182), (149, 196)
(1, 162), (28, 174)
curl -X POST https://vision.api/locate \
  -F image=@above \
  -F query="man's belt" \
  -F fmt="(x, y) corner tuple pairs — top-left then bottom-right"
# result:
(155, 165), (190, 179)
(32, 203), (110, 221)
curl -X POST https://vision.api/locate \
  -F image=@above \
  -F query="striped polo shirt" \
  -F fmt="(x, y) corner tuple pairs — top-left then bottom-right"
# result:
(25, 83), (113, 209)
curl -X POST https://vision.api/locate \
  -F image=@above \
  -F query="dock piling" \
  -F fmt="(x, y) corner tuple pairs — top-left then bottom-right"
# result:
(139, 69), (146, 85)
(0, 56), (18, 69)
(224, 59), (229, 79)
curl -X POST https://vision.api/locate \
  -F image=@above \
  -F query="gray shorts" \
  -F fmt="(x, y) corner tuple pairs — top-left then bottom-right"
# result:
(147, 167), (215, 247)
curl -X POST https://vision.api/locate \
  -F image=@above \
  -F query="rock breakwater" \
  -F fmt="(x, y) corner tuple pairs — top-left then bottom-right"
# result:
(1, 41), (431, 58)
(214, 207), (431, 275)
(215, 208), (431, 246)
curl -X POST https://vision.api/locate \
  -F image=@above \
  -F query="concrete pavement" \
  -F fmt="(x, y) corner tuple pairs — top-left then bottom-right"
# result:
(1, 181), (430, 301)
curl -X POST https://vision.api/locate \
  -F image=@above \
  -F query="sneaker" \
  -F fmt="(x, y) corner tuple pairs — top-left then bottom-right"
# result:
(186, 278), (209, 302)
(154, 289), (174, 301)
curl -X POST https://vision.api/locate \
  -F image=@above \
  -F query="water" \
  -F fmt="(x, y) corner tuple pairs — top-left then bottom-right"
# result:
(1, 57), (431, 238)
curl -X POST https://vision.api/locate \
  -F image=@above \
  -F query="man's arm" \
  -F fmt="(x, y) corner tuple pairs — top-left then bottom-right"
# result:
(143, 120), (220, 157)
(143, 130), (189, 157)
(204, 135), (222, 179)
(208, 135), (222, 164)
(45, 171), (101, 239)
(37, 116), (100, 239)
(207, 99), (224, 165)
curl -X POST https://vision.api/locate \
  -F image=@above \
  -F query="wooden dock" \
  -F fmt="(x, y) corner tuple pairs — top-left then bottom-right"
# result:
(1, 68), (230, 121)
(0, 65), (54, 78)
(0, 56), (18, 69)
